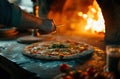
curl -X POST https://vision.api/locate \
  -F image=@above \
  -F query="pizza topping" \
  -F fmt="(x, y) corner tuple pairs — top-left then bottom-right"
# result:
(23, 40), (94, 60)
(49, 43), (70, 49)
(50, 51), (59, 55)
(29, 41), (89, 55)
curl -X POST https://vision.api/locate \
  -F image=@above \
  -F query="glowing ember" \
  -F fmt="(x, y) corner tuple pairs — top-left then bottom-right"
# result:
(48, 0), (105, 35)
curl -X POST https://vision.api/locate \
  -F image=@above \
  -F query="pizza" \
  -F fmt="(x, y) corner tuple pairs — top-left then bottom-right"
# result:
(22, 40), (94, 60)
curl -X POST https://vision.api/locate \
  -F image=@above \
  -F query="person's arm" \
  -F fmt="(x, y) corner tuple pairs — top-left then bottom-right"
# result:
(17, 10), (56, 34)
(0, 0), (56, 34)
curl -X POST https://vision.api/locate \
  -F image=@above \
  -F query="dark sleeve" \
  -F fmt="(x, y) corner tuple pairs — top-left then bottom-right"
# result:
(0, 0), (22, 27)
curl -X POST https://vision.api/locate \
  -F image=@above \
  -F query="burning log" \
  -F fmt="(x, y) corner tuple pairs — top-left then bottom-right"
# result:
(96, 0), (120, 44)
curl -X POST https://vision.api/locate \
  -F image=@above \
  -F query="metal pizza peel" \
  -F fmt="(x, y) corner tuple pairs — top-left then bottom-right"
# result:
(17, 29), (56, 44)
(17, 35), (44, 44)
(17, 20), (61, 44)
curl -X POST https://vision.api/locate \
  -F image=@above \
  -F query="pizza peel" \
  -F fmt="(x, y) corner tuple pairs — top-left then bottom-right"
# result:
(17, 21), (63, 44)
(17, 35), (44, 44)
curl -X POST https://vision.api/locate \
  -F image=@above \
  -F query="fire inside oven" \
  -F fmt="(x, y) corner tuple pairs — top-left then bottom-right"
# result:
(34, 0), (105, 35)
(36, 0), (105, 34)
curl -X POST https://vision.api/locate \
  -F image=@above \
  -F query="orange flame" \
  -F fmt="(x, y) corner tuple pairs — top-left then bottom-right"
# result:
(82, 1), (105, 33)
(48, 0), (105, 35)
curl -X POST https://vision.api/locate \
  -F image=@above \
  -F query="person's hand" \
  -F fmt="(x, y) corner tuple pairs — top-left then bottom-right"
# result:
(38, 19), (56, 34)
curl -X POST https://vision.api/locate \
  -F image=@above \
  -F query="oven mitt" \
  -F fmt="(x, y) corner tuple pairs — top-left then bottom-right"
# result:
(0, 55), (41, 79)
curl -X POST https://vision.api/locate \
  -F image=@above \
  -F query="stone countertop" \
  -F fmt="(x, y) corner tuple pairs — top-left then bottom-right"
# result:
(0, 34), (106, 79)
